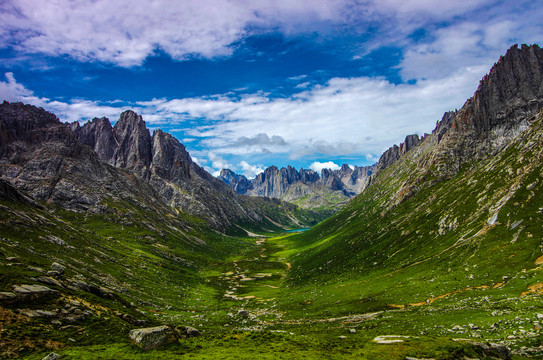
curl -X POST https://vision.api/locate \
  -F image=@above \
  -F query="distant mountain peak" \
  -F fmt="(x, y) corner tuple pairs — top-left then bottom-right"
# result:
(219, 163), (375, 208)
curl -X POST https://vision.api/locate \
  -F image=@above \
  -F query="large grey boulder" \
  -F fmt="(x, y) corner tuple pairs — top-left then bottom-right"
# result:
(12, 284), (60, 301)
(129, 325), (177, 350)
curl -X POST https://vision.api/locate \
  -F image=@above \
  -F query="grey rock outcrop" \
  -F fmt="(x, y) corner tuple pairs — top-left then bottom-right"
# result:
(377, 134), (423, 172)
(42, 353), (62, 360)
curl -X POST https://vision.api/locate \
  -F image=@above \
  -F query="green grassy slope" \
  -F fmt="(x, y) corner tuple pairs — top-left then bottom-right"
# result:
(279, 113), (543, 331)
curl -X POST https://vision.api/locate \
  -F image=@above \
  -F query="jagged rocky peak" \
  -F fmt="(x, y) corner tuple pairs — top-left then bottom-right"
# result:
(221, 162), (375, 203)
(377, 133), (422, 171)
(72, 117), (116, 162)
(299, 168), (319, 183)
(424, 44), (543, 177)
(320, 168), (343, 191)
(0, 101), (60, 150)
(452, 44), (543, 132)
(111, 110), (153, 178)
(151, 129), (192, 181)
(218, 169), (252, 194)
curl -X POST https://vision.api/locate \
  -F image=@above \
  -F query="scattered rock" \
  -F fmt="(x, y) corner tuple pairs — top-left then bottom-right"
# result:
(184, 326), (201, 338)
(6, 256), (19, 262)
(19, 309), (56, 318)
(0, 292), (17, 302)
(129, 326), (177, 350)
(348, 328), (356, 334)
(536, 313), (543, 320)
(455, 339), (511, 360)
(338, 335), (347, 339)
(42, 353), (62, 360)
(88, 284), (115, 299)
(50, 262), (66, 274)
(70, 279), (90, 292)
(32, 276), (65, 288)
(28, 266), (45, 273)
(373, 335), (411, 344)
(237, 309), (249, 317)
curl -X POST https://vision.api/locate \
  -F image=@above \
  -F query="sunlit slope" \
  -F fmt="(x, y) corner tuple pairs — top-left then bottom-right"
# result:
(288, 113), (543, 308)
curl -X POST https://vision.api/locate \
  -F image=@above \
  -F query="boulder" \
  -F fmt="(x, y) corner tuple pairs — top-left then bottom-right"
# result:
(180, 326), (201, 338)
(50, 262), (66, 274)
(12, 284), (60, 301)
(129, 326), (177, 350)
(42, 353), (62, 360)
(237, 309), (249, 317)
(32, 276), (65, 288)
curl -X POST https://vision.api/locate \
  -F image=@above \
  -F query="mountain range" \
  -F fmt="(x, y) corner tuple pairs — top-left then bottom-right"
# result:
(0, 44), (542, 359)
(218, 163), (375, 209)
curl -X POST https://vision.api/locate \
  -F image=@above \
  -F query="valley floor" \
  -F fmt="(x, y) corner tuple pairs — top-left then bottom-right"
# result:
(22, 232), (543, 359)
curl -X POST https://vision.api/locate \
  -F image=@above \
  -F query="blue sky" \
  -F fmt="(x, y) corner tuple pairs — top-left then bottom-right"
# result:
(1, 0), (542, 178)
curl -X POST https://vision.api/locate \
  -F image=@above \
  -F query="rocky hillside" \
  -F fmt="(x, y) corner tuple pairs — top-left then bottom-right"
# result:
(289, 43), (543, 305)
(0, 102), (322, 234)
(219, 163), (375, 210)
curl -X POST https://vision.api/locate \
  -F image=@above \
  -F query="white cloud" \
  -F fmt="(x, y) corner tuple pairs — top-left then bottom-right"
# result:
(0, 72), (127, 123)
(0, 0), (356, 67)
(132, 64), (486, 160)
(310, 161), (340, 173)
(0, 72), (34, 101)
(239, 161), (264, 179)
(208, 152), (233, 171)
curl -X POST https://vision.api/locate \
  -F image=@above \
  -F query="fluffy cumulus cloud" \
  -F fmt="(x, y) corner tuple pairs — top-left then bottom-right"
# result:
(239, 161), (264, 179)
(0, 0), (353, 67)
(309, 161), (340, 173)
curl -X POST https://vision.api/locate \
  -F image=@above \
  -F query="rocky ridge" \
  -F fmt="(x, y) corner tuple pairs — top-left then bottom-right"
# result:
(363, 44), (543, 203)
(0, 102), (316, 232)
(219, 163), (375, 209)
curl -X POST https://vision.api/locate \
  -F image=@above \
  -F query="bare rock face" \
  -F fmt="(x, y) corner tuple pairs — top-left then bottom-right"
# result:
(377, 134), (422, 172)
(250, 166), (298, 198)
(151, 130), (191, 181)
(218, 169), (252, 194)
(427, 44), (543, 177)
(74, 110), (153, 179)
(111, 110), (153, 179)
